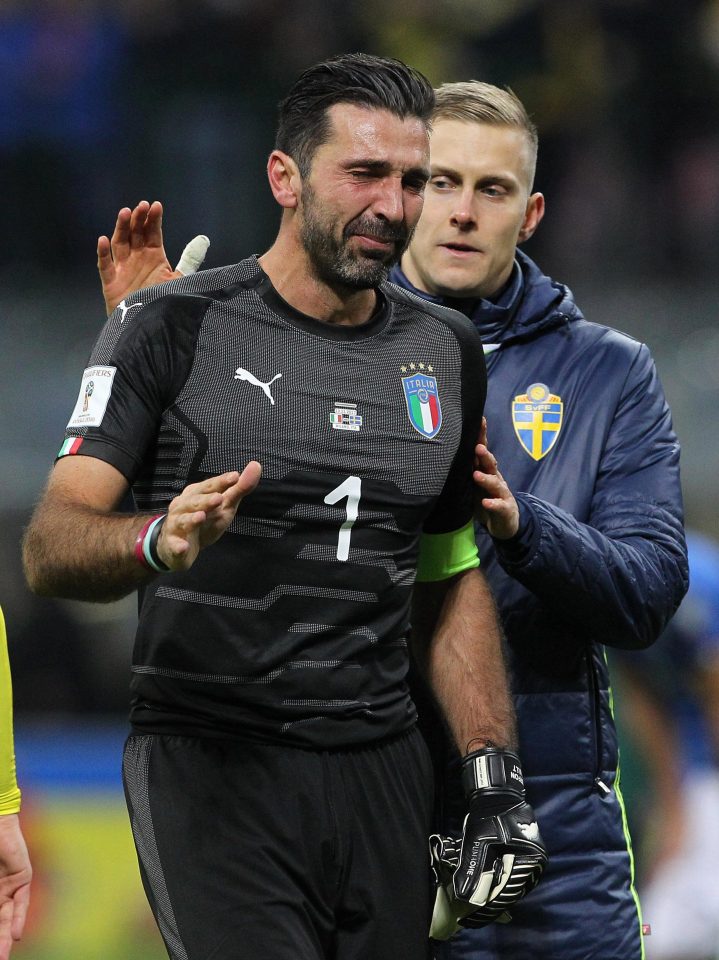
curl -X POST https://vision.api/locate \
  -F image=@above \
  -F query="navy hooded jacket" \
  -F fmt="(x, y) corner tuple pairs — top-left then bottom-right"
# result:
(391, 250), (688, 959)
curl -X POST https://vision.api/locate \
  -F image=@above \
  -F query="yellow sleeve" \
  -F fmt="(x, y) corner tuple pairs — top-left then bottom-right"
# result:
(415, 520), (480, 582)
(0, 608), (21, 815)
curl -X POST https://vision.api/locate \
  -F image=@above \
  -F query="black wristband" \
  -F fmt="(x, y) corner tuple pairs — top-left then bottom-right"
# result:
(461, 746), (525, 815)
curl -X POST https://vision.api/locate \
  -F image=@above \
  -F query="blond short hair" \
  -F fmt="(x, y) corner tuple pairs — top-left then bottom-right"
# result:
(433, 81), (538, 187)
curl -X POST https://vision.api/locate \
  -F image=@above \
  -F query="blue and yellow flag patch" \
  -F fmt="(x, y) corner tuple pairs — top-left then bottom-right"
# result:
(512, 383), (563, 460)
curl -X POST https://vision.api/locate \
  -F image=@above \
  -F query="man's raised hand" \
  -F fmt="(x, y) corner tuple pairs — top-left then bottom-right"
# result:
(97, 200), (209, 316)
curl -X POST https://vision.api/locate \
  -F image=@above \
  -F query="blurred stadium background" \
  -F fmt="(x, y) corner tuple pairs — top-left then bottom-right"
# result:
(1, 0), (718, 956)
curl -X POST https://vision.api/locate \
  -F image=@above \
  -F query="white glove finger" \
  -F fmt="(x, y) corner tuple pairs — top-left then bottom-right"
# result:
(488, 853), (515, 902)
(468, 852), (515, 907)
(489, 854), (545, 908)
(175, 235), (210, 275)
(429, 884), (461, 940)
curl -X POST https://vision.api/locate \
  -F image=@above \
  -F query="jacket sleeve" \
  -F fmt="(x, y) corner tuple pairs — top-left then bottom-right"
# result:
(0, 608), (21, 815)
(495, 343), (689, 649)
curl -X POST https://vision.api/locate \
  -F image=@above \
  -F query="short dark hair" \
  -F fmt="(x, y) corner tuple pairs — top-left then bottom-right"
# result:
(276, 52), (435, 177)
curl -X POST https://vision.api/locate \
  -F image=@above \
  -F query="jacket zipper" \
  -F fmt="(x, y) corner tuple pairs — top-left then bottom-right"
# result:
(586, 647), (611, 795)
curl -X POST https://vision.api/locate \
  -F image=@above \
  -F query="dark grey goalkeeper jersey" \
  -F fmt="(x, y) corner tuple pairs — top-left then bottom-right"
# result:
(60, 257), (486, 748)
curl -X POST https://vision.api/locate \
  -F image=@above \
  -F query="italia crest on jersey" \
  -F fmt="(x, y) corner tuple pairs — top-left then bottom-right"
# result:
(512, 383), (563, 460)
(402, 372), (442, 438)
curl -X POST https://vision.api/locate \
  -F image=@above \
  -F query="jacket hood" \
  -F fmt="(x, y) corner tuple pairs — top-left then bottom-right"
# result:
(389, 249), (583, 346)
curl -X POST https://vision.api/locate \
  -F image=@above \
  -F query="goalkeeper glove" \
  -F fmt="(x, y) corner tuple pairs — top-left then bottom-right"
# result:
(429, 746), (547, 940)
(429, 834), (512, 940)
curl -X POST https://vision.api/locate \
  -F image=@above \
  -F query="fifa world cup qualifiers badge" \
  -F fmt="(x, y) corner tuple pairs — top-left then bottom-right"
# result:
(401, 361), (442, 438)
(67, 366), (117, 428)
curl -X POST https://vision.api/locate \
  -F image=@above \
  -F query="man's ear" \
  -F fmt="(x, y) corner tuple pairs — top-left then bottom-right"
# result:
(517, 192), (545, 244)
(267, 150), (302, 209)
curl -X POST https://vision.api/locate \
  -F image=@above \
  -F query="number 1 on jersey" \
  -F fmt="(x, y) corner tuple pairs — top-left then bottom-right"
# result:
(324, 476), (361, 561)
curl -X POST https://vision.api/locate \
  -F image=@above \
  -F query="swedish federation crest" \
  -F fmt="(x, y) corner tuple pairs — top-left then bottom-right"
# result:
(512, 383), (563, 460)
(402, 371), (442, 438)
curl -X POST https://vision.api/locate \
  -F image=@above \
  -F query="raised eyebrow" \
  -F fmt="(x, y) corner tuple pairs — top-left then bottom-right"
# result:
(476, 174), (517, 189)
(430, 165), (461, 181)
(430, 167), (517, 189)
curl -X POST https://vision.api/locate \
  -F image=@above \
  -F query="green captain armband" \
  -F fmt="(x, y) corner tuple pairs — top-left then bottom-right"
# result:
(416, 520), (479, 582)
(0, 608), (21, 815)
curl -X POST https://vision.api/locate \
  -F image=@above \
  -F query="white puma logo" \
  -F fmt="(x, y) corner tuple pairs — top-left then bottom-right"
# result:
(118, 300), (144, 323)
(517, 821), (540, 842)
(234, 367), (282, 405)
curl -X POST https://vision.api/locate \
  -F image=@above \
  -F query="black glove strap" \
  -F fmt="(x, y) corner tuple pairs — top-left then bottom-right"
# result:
(460, 747), (525, 814)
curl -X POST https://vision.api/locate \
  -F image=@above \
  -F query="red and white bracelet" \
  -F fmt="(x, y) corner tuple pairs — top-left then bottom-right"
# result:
(134, 514), (170, 573)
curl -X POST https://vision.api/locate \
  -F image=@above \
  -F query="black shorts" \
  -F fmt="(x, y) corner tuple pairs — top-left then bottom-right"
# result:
(122, 728), (434, 960)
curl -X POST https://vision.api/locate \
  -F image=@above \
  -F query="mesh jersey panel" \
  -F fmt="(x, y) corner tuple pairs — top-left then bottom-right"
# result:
(61, 258), (486, 747)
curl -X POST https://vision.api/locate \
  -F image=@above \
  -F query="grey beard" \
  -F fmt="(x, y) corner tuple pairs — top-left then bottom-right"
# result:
(299, 186), (412, 291)
(301, 217), (394, 290)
